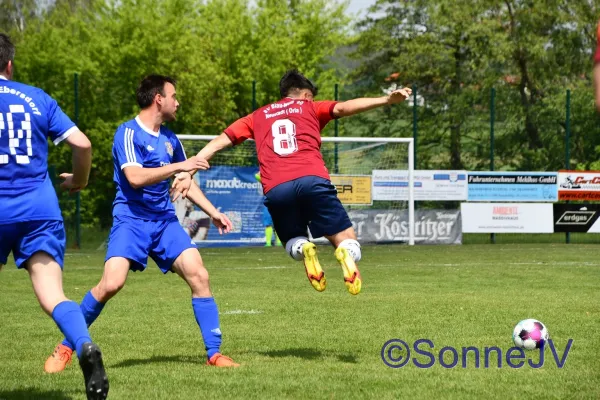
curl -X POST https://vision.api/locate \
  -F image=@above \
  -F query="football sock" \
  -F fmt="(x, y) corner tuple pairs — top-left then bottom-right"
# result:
(61, 291), (105, 350)
(52, 301), (92, 358)
(265, 226), (274, 245)
(338, 239), (362, 262)
(286, 236), (309, 261)
(192, 297), (222, 358)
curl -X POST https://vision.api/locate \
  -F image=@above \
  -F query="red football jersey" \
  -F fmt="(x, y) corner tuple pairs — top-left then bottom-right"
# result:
(596, 20), (600, 64)
(224, 98), (338, 193)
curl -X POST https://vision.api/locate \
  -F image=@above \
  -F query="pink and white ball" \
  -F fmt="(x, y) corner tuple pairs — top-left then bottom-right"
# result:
(513, 319), (549, 350)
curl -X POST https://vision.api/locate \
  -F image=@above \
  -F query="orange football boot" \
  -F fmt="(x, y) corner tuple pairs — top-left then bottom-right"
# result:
(206, 353), (240, 367)
(45, 343), (73, 373)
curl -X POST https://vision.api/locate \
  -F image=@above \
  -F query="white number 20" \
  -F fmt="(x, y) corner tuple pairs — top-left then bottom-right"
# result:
(0, 105), (32, 165)
(271, 119), (298, 156)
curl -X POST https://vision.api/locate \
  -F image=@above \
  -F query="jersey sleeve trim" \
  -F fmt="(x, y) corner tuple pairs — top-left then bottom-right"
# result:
(328, 102), (338, 119)
(223, 114), (254, 146)
(223, 129), (238, 145)
(53, 126), (79, 145)
(121, 162), (142, 170)
(124, 128), (137, 164)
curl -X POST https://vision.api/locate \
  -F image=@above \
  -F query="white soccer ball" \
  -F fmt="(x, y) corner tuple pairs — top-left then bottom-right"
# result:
(512, 319), (549, 350)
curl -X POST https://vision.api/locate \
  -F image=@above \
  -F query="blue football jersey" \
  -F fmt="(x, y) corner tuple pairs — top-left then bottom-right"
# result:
(0, 77), (77, 224)
(112, 116), (187, 220)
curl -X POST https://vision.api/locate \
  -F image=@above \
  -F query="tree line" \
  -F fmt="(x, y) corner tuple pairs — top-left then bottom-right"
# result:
(2, 0), (599, 227)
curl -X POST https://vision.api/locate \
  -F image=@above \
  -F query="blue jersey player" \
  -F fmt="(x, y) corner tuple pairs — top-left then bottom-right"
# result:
(44, 75), (240, 372)
(0, 34), (109, 399)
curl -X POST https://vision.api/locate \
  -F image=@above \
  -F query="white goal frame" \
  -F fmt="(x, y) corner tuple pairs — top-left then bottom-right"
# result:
(177, 135), (415, 245)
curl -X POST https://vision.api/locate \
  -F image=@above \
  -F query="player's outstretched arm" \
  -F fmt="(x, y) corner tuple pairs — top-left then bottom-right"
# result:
(197, 133), (233, 163)
(59, 130), (92, 193)
(177, 133), (235, 182)
(186, 180), (233, 234)
(332, 87), (412, 118)
(123, 156), (209, 189)
(175, 133), (234, 182)
(169, 133), (234, 199)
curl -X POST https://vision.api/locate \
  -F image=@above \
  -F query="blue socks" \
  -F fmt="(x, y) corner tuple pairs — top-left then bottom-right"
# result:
(56, 293), (221, 359)
(192, 297), (222, 358)
(61, 291), (105, 351)
(51, 301), (92, 358)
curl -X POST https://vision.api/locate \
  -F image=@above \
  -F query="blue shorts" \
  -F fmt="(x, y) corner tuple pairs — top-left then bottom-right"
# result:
(262, 206), (273, 227)
(264, 176), (352, 244)
(105, 215), (197, 274)
(0, 220), (65, 268)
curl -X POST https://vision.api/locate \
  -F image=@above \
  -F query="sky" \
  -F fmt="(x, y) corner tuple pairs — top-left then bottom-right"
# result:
(345, 0), (378, 17)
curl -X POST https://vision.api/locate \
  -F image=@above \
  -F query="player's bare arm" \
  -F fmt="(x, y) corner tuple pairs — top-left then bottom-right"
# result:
(123, 155), (209, 189)
(332, 87), (412, 118)
(170, 133), (234, 197)
(185, 180), (233, 234)
(197, 133), (234, 162)
(59, 130), (92, 194)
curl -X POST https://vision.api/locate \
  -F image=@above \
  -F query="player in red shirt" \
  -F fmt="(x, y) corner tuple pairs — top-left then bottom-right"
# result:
(173, 70), (411, 295)
(594, 19), (600, 112)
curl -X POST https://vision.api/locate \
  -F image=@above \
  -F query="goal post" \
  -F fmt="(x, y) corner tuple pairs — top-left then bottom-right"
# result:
(176, 135), (415, 246)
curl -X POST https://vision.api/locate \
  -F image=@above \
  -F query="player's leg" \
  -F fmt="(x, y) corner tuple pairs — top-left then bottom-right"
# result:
(265, 180), (326, 291)
(46, 216), (148, 373)
(45, 257), (131, 373)
(326, 227), (362, 295)
(27, 253), (109, 399)
(150, 218), (239, 367)
(265, 226), (274, 246)
(15, 220), (109, 399)
(301, 177), (362, 295)
(263, 207), (274, 246)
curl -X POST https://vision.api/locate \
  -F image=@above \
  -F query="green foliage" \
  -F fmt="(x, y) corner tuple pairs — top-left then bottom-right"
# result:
(5, 0), (600, 229)
(350, 0), (600, 171)
(6, 0), (350, 227)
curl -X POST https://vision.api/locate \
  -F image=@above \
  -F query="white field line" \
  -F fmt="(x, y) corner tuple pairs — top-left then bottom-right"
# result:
(220, 309), (263, 315)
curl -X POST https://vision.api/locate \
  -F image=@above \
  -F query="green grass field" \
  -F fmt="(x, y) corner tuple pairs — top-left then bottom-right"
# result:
(1, 244), (599, 400)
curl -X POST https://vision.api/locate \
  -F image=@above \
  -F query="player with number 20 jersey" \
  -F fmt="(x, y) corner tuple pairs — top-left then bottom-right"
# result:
(0, 33), (108, 400)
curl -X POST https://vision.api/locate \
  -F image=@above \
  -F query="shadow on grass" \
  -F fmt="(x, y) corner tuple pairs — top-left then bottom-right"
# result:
(258, 347), (358, 363)
(111, 354), (202, 368)
(0, 389), (74, 400)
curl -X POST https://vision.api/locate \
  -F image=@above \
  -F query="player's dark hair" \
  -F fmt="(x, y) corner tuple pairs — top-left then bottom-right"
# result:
(0, 33), (15, 72)
(136, 74), (177, 109)
(279, 69), (318, 98)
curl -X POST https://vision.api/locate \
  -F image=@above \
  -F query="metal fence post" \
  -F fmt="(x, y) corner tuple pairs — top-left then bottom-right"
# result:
(334, 83), (339, 174)
(74, 73), (81, 249)
(490, 88), (496, 244)
(252, 80), (257, 111)
(412, 84), (417, 169)
(412, 84), (418, 211)
(565, 89), (571, 244)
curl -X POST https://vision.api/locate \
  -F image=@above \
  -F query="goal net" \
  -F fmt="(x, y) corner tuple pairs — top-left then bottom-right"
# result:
(176, 135), (415, 247)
